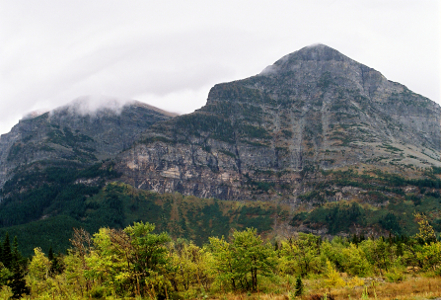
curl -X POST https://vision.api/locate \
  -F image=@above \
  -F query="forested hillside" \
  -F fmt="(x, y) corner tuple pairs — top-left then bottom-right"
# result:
(0, 171), (287, 256)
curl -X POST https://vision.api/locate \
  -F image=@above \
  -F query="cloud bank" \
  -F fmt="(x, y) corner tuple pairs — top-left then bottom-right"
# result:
(0, 0), (439, 135)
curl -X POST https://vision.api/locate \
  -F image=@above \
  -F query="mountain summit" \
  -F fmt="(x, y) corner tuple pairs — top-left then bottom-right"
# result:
(262, 44), (350, 73)
(115, 45), (440, 201)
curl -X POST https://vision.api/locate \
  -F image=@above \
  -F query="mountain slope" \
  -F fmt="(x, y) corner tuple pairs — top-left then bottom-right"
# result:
(0, 96), (175, 190)
(0, 97), (175, 226)
(116, 44), (441, 201)
(0, 45), (440, 250)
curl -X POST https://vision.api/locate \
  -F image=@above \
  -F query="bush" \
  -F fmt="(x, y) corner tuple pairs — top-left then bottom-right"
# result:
(385, 268), (406, 283)
(324, 261), (345, 288)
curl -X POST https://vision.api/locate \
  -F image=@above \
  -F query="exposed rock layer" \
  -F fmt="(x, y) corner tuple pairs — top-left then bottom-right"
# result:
(1, 45), (440, 203)
(116, 45), (441, 201)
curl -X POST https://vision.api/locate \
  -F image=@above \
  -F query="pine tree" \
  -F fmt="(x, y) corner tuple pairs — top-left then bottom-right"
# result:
(48, 246), (54, 261)
(0, 238), (3, 265)
(294, 276), (303, 296)
(4, 235), (30, 298)
(9, 264), (30, 299)
(48, 246), (62, 277)
(396, 241), (404, 257)
(352, 234), (358, 244)
(12, 236), (20, 266)
(2, 233), (12, 269)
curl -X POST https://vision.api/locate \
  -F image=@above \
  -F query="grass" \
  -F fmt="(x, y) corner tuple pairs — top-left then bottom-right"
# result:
(324, 276), (441, 300)
(202, 275), (441, 300)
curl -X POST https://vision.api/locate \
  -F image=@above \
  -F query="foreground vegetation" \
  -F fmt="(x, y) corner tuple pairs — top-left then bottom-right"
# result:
(0, 213), (440, 299)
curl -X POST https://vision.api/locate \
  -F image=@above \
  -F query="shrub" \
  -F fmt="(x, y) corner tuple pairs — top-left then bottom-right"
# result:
(324, 261), (345, 288)
(384, 267), (406, 283)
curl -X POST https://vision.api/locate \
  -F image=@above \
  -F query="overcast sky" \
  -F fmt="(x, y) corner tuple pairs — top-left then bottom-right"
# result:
(1, 0), (440, 135)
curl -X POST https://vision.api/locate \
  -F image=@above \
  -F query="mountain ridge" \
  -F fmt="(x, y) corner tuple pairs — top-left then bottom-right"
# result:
(115, 44), (440, 202)
(0, 97), (175, 189)
(0, 44), (440, 250)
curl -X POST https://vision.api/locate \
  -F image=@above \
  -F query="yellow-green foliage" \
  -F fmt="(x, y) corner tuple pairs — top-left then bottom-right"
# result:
(169, 239), (214, 292)
(384, 267), (406, 283)
(341, 243), (372, 277)
(417, 242), (441, 272)
(209, 228), (276, 292)
(279, 233), (322, 276)
(18, 218), (441, 300)
(27, 247), (53, 296)
(415, 213), (437, 243)
(324, 260), (345, 288)
(345, 276), (365, 288)
(84, 228), (132, 296)
(28, 248), (51, 280)
(0, 285), (13, 299)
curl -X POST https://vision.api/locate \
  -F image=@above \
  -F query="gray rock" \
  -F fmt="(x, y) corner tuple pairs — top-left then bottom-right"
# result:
(115, 44), (441, 201)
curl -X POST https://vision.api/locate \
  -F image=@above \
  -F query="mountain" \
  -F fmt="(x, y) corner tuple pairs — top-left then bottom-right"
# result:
(0, 96), (175, 190)
(1, 45), (440, 254)
(0, 97), (176, 231)
(115, 44), (441, 202)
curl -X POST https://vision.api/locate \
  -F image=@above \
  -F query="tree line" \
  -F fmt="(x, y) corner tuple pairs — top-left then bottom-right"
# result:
(0, 213), (440, 299)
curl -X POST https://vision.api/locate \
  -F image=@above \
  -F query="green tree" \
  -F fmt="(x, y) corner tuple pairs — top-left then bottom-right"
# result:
(417, 241), (441, 273)
(85, 228), (131, 297)
(27, 247), (51, 295)
(208, 236), (236, 291)
(231, 228), (275, 291)
(123, 221), (172, 297)
(2, 233), (12, 269)
(168, 239), (213, 292)
(294, 276), (303, 296)
(414, 213), (437, 244)
(209, 228), (275, 292)
(359, 238), (395, 275)
(279, 233), (321, 277)
(341, 243), (372, 277)
(1, 235), (29, 299)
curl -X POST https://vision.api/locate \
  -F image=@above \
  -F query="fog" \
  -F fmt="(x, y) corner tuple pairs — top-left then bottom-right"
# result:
(1, 0), (439, 135)
(52, 95), (135, 117)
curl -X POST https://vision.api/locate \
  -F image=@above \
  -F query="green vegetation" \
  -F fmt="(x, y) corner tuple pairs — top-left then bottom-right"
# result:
(239, 125), (270, 139)
(1, 215), (441, 299)
(294, 168), (441, 236)
(174, 113), (235, 143)
(0, 180), (284, 256)
(0, 162), (120, 228)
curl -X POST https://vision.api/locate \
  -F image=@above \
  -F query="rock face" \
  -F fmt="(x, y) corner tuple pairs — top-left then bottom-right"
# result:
(116, 44), (441, 201)
(1, 45), (440, 203)
(0, 97), (175, 189)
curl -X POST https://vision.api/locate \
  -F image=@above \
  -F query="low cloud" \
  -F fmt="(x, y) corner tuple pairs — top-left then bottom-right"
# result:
(22, 109), (49, 120)
(52, 95), (134, 117)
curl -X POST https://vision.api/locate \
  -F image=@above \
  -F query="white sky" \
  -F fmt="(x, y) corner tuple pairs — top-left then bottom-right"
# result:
(1, 0), (440, 135)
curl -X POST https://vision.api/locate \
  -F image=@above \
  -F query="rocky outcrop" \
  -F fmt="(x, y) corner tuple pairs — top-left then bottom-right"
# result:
(116, 44), (441, 201)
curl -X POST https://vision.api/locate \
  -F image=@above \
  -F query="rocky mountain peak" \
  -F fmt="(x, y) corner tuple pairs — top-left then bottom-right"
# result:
(280, 43), (349, 63)
(260, 44), (354, 76)
(117, 45), (440, 201)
